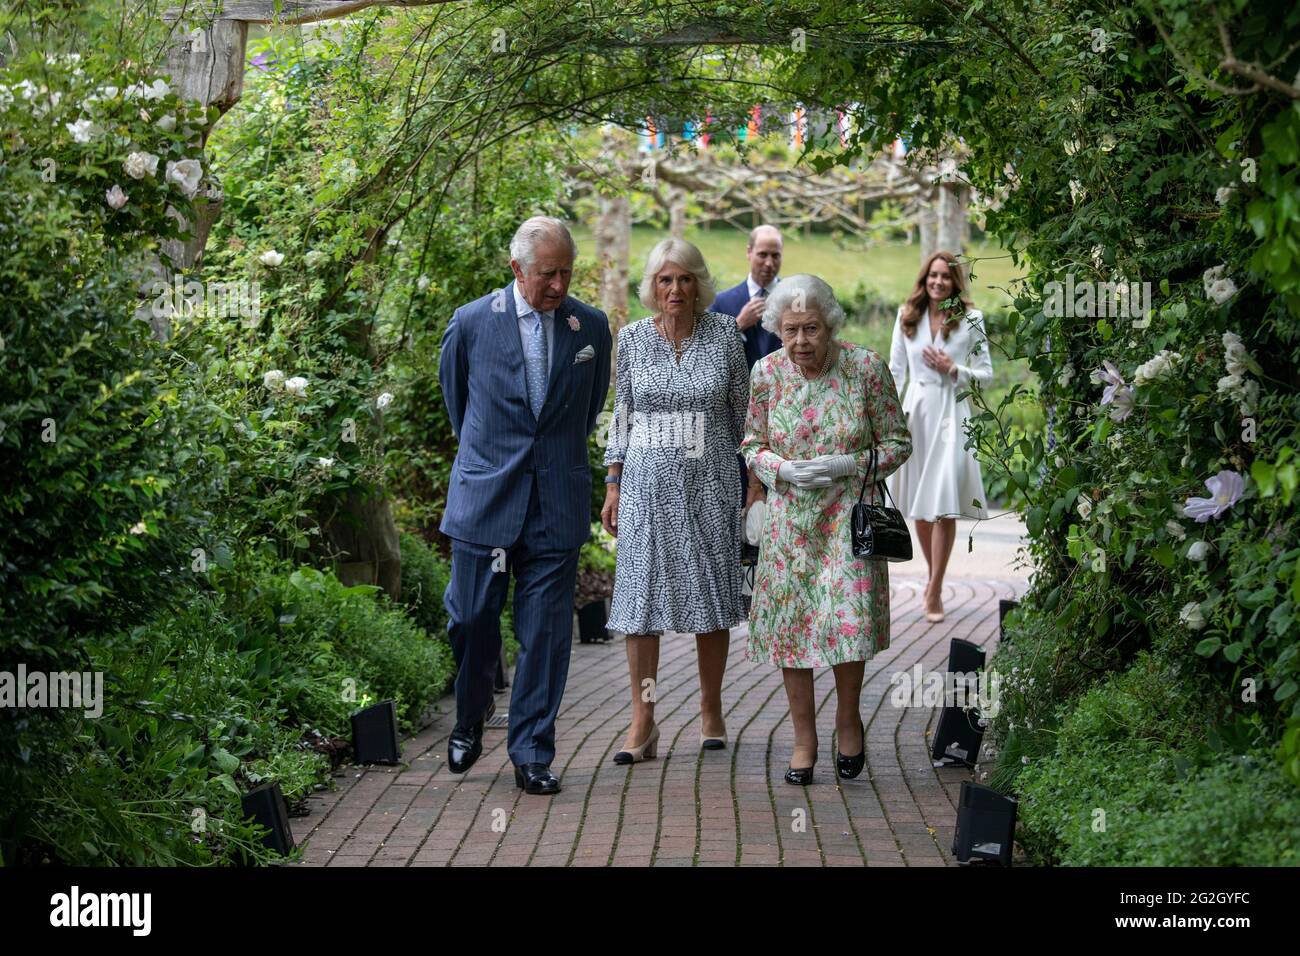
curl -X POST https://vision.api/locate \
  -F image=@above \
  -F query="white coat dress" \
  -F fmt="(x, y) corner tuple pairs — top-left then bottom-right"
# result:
(884, 306), (992, 521)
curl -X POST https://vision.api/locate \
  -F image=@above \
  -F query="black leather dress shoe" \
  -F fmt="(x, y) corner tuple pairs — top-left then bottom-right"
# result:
(447, 720), (483, 774)
(514, 762), (561, 795)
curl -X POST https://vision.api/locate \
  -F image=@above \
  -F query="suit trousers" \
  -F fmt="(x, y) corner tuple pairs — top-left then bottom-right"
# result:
(443, 478), (581, 767)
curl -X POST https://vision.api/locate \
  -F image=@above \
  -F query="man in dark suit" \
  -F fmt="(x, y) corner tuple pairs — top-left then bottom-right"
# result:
(713, 225), (784, 508)
(711, 224), (784, 370)
(438, 216), (612, 795)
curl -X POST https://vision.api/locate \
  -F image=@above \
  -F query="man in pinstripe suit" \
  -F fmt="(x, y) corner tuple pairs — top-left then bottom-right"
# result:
(438, 217), (612, 795)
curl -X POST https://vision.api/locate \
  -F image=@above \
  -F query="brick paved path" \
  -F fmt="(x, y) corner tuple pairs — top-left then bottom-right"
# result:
(292, 576), (1024, 867)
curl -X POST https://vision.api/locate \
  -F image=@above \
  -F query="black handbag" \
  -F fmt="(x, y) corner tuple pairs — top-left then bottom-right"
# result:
(851, 446), (913, 562)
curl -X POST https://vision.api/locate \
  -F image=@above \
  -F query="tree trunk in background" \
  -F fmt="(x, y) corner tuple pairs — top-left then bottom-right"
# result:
(936, 180), (969, 257)
(156, 14), (402, 600)
(919, 180), (968, 264)
(669, 186), (686, 239)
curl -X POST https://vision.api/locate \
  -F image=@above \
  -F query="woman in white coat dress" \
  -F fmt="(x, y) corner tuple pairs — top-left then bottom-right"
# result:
(885, 251), (993, 622)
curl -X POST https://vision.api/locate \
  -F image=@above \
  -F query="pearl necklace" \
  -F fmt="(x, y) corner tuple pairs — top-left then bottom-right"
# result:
(798, 343), (836, 381)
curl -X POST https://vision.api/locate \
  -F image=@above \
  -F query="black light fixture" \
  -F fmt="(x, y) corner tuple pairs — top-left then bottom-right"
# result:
(930, 638), (987, 767)
(577, 599), (610, 644)
(999, 599), (1020, 640)
(351, 699), (401, 765)
(241, 781), (294, 856)
(952, 780), (1017, 866)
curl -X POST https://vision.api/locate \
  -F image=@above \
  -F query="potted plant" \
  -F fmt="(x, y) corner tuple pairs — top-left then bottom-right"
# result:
(574, 522), (616, 643)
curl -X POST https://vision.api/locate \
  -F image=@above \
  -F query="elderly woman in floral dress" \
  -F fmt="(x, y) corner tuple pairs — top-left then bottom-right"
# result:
(742, 274), (912, 785)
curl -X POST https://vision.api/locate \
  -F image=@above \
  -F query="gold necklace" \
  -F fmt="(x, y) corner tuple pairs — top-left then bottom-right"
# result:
(657, 313), (694, 361)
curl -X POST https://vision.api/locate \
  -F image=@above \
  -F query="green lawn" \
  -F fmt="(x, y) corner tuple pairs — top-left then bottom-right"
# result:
(571, 223), (1024, 318)
(570, 223), (1040, 507)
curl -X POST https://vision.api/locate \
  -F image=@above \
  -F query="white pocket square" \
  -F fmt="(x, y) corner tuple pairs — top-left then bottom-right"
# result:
(574, 345), (595, 364)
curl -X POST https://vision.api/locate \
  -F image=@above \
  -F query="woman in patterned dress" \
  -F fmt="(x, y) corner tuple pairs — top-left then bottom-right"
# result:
(600, 238), (752, 765)
(742, 274), (912, 785)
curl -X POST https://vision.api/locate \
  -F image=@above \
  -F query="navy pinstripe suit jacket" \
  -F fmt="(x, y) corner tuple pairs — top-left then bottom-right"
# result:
(438, 281), (612, 551)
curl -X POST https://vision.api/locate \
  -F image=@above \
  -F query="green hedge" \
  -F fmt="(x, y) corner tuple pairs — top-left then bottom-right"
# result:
(4, 558), (457, 866)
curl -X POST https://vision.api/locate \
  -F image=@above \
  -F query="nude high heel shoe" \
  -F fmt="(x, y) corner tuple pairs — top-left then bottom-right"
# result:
(700, 718), (728, 751)
(924, 589), (945, 622)
(613, 723), (660, 765)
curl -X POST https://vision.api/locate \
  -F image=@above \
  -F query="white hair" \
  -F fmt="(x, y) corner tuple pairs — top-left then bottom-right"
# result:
(509, 216), (577, 272)
(761, 274), (846, 336)
(638, 238), (717, 314)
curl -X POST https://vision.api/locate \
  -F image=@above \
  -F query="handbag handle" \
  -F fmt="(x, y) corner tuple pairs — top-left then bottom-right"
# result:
(855, 387), (902, 512)
(856, 447), (902, 511)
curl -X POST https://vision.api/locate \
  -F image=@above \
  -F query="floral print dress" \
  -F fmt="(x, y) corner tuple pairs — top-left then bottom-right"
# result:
(741, 342), (912, 667)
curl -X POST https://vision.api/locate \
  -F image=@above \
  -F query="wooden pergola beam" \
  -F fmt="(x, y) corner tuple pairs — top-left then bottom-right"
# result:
(163, 0), (459, 26)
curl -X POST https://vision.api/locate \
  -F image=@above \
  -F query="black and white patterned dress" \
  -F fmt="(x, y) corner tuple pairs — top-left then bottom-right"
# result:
(604, 311), (750, 635)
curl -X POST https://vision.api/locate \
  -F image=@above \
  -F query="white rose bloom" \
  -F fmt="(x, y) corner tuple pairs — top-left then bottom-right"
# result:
(105, 184), (128, 210)
(1063, 139), (1081, 156)
(65, 118), (97, 143)
(1165, 520), (1186, 541)
(1187, 540), (1210, 561)
(1069, 179), (1086, 203)
(258, 249), (285, 268)
(1215, 186), (1236, 205)
(1206, 278), (1237, 305)
(1238, 378), (1259, 416)
(129, 521), (148, 535)
(1179, 602), (1205, 630)
(156, 113), (177, 132)
(147, 79), (170, 101)
(165, 158), (203, 198)
(263, 369), (286, 391)
(376, 392), (394, 409)
(1133, 349), (1181, 386)
(315, 457), (335, 470)
(1077, 497), (1093, 521)
(284, 376), (309, 398)
(1099, 133), (1117, 152)
(122, 150), (159, 179)
(304, 250), (325, 269)
(416, 275), (431, 292)
(102, 85), (119, 99)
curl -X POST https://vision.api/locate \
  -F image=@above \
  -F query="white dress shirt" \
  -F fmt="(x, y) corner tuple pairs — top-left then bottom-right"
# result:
(746, 275), (779, 299)
(513, 281), (555, 375)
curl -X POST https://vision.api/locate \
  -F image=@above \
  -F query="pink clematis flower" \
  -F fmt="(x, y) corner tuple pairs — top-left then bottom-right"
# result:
(1107, 385), (1135, 421)
(1183, 470), (1244, 522)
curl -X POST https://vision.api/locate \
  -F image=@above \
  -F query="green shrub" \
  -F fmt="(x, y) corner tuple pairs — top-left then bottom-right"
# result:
(1010, 651), (1292, 866)
(399, 531), (452, 637)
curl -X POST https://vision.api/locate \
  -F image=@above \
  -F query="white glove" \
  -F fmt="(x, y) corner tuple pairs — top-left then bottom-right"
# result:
(744, 499), (767, 544)
(777, 459), (833, 489)
(812, 454), (857, 479)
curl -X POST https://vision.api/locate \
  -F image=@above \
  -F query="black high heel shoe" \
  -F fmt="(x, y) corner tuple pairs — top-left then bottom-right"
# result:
(836, 720), (866, 780)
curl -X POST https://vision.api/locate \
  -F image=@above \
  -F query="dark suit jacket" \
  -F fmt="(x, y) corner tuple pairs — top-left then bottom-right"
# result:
(712, 280), (783, 370)
(438, 281), (612, 550)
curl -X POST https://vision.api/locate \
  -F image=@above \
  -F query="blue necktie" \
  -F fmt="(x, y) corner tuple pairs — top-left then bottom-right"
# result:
(524, 312), (549, 417)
